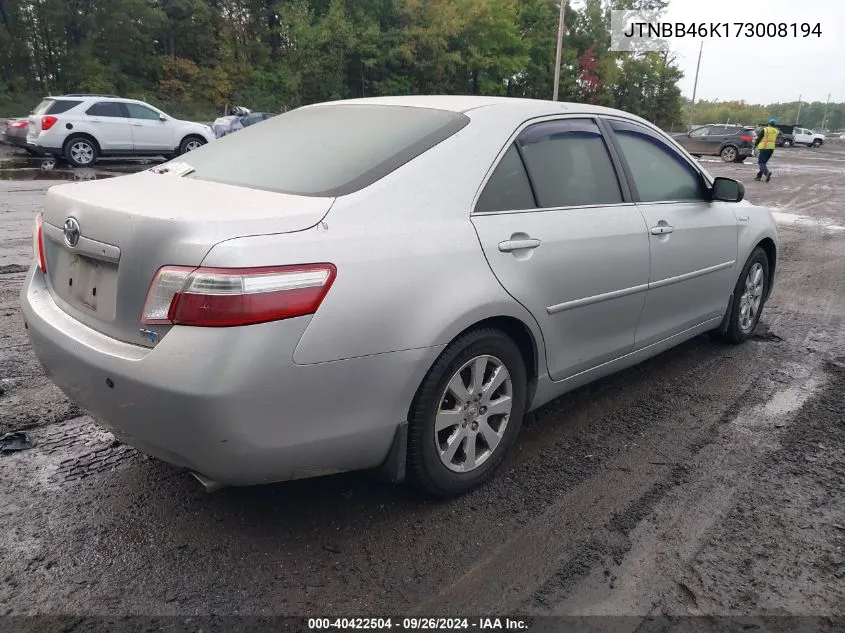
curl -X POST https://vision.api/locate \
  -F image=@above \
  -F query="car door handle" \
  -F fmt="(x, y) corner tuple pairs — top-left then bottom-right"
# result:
(650, 225), (675, 235)
(498, 238), (541, 252)
(131, 123), (143, 127)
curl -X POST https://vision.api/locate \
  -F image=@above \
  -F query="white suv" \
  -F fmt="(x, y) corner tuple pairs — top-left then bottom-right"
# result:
(26, 95), (214, 167)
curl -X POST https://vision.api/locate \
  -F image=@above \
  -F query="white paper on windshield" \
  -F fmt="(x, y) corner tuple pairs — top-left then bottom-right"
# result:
(149, 162), (195, 177)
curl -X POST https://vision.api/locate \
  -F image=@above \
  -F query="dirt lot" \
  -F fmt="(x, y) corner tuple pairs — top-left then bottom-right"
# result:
(1, 143), (844, 630)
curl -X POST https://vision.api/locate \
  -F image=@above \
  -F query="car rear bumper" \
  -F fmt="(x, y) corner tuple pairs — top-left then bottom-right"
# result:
(26, 142), (63, 157)
(737, 147), (753, 157)
(21, 267), (442, 485)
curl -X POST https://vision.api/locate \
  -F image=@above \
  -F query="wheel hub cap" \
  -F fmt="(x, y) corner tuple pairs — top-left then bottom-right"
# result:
(435, 354), (513, 473)
(739, 262), (765, 332)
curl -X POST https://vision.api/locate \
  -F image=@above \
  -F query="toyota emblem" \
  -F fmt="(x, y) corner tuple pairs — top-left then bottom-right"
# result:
(63, 217), (80, 247)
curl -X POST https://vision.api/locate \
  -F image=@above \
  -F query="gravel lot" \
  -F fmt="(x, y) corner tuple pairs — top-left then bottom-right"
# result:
(1, 143), (844, 629)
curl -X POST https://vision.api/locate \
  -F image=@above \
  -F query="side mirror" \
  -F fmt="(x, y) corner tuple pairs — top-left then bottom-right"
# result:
(712, 177), (744, 203)
(159, 114), (167, 122)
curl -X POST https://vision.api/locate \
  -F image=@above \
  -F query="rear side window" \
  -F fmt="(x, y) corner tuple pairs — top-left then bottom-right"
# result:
(33, 99), (81, 115)
(475, 145), (536, 212)
(183, 104), (469, 196)
(517, 119), (623, 208)
(609, 120), (704, 203)
(86, 102), (126, 117)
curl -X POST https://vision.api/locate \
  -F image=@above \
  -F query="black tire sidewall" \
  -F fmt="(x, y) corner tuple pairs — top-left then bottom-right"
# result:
(720, 146), (736, 162)
(726, 248), (769, 343)
(64, 136), (98, 168)
(408, 329), (527, 497)
(179, 136), (205, 154)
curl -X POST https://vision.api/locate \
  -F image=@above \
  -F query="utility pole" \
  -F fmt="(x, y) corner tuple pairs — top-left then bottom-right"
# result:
(822, 93), (831, 130)
(796, 94), (802, 124)
(689, 40), (703, 130)
(552, 0), (567, 101)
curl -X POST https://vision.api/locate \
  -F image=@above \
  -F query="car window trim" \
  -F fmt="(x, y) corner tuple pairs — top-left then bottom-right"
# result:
(471, 113), (633, 216)
(599, 115), (712, 203)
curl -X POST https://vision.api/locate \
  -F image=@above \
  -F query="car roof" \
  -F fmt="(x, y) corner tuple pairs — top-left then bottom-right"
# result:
(312, 95), (647, 121)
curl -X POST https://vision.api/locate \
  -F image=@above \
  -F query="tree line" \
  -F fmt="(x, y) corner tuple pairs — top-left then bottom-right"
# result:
(1, 0), (686, 123)
(688, 99), (845, 133)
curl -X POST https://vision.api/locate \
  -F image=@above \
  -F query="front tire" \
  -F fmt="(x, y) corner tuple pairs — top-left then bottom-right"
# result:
(64, 136), (98, 168)
(812, 139), (823, 147)
(407, 329), (527, 498)
(720, 145), (738, 162)
(179, 135), (206, 155)
(718, 247), (770, 344)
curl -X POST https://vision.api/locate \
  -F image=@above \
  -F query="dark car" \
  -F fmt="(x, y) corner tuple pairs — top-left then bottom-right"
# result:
(3, 118), (33, 152)
(673, 124), (755, 162)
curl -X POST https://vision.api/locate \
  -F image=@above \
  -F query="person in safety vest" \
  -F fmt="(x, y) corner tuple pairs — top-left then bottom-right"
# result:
(754, 118), (779, 182)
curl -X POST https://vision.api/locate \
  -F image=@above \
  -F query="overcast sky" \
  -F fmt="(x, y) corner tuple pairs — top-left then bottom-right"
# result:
(661, 0), (843, 104)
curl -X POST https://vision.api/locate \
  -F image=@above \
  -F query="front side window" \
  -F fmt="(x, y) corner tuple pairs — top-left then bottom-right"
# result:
(609, 120), (705, 203)
(516, 119), (623, 208)
(86, 102), (126, 118)
(125, 103), (161, 120)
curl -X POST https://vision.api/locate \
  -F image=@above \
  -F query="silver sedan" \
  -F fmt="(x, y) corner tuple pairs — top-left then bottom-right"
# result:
(21, 96), (778, 497)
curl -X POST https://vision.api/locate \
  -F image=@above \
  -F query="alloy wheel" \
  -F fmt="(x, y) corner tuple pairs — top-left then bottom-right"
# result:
(185, 139), (202, 152)
(435, 355), (513, 473)
(739, 262), (765, 332)
(70, 141), (94, 165)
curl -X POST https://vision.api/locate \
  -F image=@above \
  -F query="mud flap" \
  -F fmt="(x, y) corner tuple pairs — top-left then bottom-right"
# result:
(375, 422), (407, 483)
(717, 292), (735, 335)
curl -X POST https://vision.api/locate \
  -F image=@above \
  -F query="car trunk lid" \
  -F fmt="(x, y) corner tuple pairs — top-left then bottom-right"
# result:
(39, 170), (333, 347)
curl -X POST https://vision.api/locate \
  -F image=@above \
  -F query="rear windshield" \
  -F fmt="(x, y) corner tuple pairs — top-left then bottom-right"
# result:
(183, 104), (470, 197)
(33, 99), (82, 115)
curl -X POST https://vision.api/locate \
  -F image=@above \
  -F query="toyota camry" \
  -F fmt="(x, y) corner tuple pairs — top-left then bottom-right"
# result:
(21, 96), (778, 497)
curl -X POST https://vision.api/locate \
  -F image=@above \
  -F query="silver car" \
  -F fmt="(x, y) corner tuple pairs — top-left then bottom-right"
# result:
(21, 96), (778, 497)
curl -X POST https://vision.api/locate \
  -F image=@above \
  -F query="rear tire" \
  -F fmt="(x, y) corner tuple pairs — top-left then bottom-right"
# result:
(717, 247), (770, 344)
(63, 135), (98, 168)
(720, 145), (738, 162)
(407, 328), (527, 498)
(782, 139), (793, 148)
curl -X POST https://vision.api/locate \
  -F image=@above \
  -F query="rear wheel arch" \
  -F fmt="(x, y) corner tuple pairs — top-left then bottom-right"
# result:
(63, 132), (101, 153)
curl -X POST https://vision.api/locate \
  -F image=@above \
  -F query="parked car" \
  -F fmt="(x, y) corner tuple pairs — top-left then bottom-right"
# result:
(212, 108), (276, 139)
(26, 95), (214, 167)
(672, 124), (755, 162)
(21, 96), (778, 498)
(3, 118), (33, 152)
(792, 126), (825, 147)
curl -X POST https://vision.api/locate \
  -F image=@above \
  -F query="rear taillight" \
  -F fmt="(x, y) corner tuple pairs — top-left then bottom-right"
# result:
(10, 120), (27, 129)
(32, 214), (47, 274)
(141, 264), (337, 327)
(740, 135), (753, 142)
(41, 115), (58, 131)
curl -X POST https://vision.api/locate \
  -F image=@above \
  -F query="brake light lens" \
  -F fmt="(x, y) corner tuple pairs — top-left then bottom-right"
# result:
(32, 214), (47, 274)
(141, 264), (337, 327)
(10, 120), (27, 129)
(740, 135), (753, 142)
(41, 115), (58, 131)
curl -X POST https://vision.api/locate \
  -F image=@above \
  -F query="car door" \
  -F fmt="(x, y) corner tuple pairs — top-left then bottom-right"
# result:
(471, 117), (651, 381)
(684, 126), (709, 154)
(604, 118), (738, 349)
(702, 126), (729, 154)
(84, 102), (133, 151)
(124, 103), (176, 152)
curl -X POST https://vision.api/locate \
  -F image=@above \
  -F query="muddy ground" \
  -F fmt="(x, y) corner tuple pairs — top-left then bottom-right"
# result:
(0, 142), (844, 630)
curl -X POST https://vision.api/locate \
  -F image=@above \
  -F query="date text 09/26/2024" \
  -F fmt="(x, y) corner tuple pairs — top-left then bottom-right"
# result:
(623, 22), (822, 39)
(307, 618), (529, 631)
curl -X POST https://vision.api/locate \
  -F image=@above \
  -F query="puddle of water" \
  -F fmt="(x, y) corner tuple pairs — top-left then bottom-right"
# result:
(0, 168), (116, 182)
(771, 211), (844, 233)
